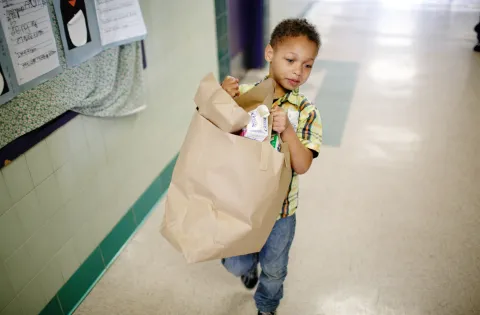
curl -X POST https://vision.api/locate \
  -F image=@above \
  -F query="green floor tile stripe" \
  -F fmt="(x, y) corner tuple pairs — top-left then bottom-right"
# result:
(39, 155), (178, 315)
(313, 60), (359, 147)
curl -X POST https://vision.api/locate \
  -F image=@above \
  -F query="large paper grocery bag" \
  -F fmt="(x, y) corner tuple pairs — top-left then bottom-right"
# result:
(161, 73), (292, 263)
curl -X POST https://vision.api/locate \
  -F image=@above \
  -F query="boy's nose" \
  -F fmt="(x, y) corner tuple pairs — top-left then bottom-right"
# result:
(293, 68), (302, 77)
(293, 65), (303, 77)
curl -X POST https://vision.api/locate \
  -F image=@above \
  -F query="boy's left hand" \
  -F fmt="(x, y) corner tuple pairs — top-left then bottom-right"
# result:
(272, 107), (291, 134)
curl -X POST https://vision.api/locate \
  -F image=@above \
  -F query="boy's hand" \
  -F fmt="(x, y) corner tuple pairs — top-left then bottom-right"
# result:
(221, 76), (240, 98)
(272, 107), (291, 134)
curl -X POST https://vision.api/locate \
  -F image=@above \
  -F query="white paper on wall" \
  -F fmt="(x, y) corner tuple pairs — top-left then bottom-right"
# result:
(0, 0), (60, 85)
(94, 0), (146, 47)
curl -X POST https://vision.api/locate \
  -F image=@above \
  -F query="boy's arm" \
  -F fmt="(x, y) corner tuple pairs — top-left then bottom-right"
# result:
(276, 105), (322, 175)
(281, 125), (313, 174)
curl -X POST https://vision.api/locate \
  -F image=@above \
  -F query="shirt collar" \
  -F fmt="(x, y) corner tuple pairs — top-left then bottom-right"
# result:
(261, 75), (300, 107)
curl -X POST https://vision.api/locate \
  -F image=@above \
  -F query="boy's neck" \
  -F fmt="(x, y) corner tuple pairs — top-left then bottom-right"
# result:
(273, 82), (290, 99)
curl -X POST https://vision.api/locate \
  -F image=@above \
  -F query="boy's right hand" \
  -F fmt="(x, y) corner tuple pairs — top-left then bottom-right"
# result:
(221, 76), (240, 98)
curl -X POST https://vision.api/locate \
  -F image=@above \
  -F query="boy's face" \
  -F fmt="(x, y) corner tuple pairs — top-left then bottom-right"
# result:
(265, 36), (318, 93)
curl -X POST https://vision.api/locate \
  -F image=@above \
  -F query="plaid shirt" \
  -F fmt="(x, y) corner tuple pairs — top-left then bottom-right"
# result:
(239, 82), (323, 218)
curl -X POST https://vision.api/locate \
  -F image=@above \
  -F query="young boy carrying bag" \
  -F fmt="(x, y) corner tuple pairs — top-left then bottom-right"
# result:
(221, 18), (323, 315)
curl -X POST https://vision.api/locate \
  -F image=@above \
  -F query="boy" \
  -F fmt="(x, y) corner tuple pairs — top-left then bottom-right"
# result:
(220, 18), (322, 315)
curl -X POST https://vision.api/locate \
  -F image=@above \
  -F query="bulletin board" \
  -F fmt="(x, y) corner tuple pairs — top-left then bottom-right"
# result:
(0, 0), (147, 152)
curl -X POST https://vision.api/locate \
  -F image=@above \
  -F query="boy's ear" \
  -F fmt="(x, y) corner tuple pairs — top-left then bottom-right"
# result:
(265, 44), (274, 63)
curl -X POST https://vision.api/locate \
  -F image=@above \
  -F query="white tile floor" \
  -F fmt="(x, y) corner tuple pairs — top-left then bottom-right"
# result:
(75, 1), (480, 314)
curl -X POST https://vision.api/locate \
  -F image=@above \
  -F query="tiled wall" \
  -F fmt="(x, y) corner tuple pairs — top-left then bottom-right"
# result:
(0, 0), (219, 314)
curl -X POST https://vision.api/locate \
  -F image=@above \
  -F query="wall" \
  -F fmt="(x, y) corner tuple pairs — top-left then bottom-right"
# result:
(0, 0), (219, 314)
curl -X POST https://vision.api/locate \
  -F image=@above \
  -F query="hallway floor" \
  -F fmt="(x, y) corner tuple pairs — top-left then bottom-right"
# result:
(75, 1), (480, 314)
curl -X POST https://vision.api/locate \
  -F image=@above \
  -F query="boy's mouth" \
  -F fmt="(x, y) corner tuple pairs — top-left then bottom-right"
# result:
(287, 78), (300, 86)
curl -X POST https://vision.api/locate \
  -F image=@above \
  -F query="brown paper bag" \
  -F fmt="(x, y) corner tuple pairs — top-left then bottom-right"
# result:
(161, 73), (292, 263)
(195, 73), (251, 133)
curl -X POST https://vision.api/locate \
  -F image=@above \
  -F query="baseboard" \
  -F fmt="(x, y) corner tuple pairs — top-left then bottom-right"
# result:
(39, 156), (178, 315)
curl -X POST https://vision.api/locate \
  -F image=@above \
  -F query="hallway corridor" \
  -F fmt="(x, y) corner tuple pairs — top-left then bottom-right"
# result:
(75, 1), (480, 314)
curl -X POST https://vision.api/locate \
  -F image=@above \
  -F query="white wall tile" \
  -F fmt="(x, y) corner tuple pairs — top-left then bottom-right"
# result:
(0, 172), (12, 216)
(0, 298), (24, 315)
(57, 239), (80, 283)
(64, 194), (88, 234)
(0, 207), (28, 260)
(83, 117), (107, 167)
(108, 150), (133, 189)
(14, 191), (45, 240)
(65, 185), (98, 236)
(38, 257), (64, 302)
(55, 161), (77, 204)
(1, 156), (34, 203)
(72, 219), (98, 265)
(117, 177), (141, 215)
(35, 174), (63, 219)
(4, 246), (38, 294)
(25, 141), (54, 186)
(113, 116), (136, 154)
(0, 262), (15, 311)
(25, 225), (56, 276)
(46, 127), (71, 171)
(48, 207), (75, 255)
(96, 166), (118, 207)
(82, 181), (99, 220)
(71, 144), (94, 191)
(19, 275), (47, 315)
(92, 209), (114, 246)
(66, 117), (88, 154)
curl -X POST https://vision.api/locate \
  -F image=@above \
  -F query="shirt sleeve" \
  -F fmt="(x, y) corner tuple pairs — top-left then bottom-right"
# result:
(297, 104), (323, 158)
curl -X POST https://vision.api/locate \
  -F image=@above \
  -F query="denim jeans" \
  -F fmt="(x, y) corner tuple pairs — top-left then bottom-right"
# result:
(222, 215), (296, 313)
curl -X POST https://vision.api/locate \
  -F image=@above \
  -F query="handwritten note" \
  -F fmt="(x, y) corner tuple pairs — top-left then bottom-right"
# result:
(94, 0), (146, 47)
(0, 0), (60, 85)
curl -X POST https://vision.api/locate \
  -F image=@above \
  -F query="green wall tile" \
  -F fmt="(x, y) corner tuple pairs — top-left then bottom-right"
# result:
(57, 248), (104, 314)
(217, 34), (229, 61)
(100, 210), (137, 266)
(219, 55), (231, 81)
(39, 297), (64, 315)
(215, 0), (227, 15)
(216, 13), (228, 38)
(214, 0), (230, 82)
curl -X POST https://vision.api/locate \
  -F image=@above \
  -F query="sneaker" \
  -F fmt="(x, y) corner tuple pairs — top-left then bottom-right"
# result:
(258, 312), (276, 315)
(241, 265), (259, 290)
(474, 43), (480, 52)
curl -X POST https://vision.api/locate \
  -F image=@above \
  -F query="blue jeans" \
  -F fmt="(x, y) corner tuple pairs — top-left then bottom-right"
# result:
(223, 215), (296, 313)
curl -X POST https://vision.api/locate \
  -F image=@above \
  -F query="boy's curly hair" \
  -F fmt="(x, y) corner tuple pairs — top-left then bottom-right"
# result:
(270, 18), (321, 49)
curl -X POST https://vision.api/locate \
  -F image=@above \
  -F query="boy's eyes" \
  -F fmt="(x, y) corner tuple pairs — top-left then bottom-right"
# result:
(285, 58), (313, 69)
